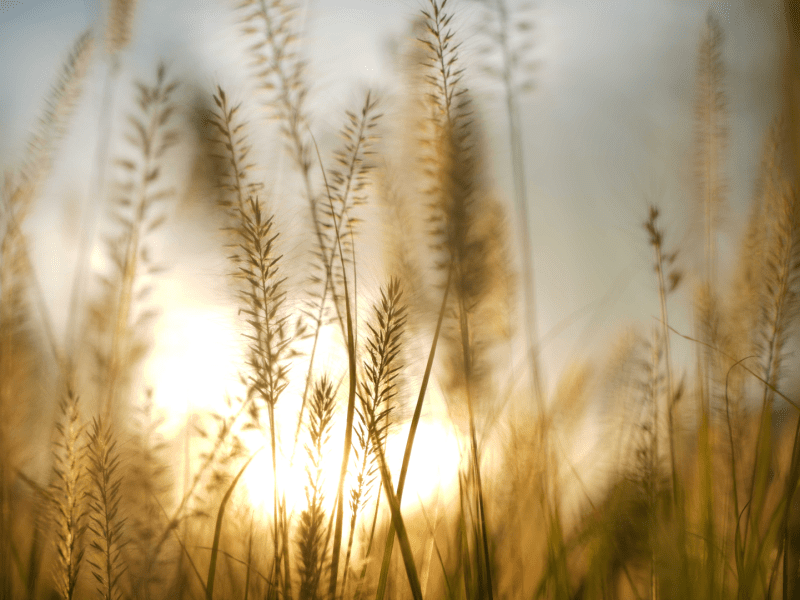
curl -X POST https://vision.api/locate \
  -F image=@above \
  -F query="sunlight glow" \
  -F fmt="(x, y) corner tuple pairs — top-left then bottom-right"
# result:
(238, 418), (463, 523)
(145, 301), (463, 522)
(145, 304), (239, 435)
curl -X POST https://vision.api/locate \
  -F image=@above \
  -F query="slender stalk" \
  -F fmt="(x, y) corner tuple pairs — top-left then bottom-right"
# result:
(457, 291), (494, 599)
(493, 0), (545, 414)
(311, 136), (358, 600)
(649, 327), (659, 600)
(645, 207), (678, 508)
(376, 265), (451, 600)
(267, 402), (282, 597)
(65, 57), (119, 375)
(206, 450), (261, 600)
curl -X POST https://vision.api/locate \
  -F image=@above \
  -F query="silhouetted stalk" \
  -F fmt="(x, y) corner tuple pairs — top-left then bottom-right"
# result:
(290, 304), (324, 467)
(493, 0), (545, 414)
(458, 292), (494, 599)
(649, 327), (659, 600)
(782, 3), (800, 594)
(86, 417), (125, 600)
(65, 0), (135, 373)
(365, 390), (423, 600)
(50, 389), (86, 600)
(376, 265), (452, 600)
(744, 184), (799, 571)
(291, 91), (378, 483)
(265, 402), (283, 597)
(308, 91), (379, 598)
(280, 499), (292, 600)
(296, 376), (335, 600)
(695, 13), (727, 288)
(352, 479), (382, 600)
(694, 16), (728, 591)
(325, 233), (355, 599)
(655, 243), (677, 510)
(252, 0), (347, 332)
(96, 65), (178, 422)
(206, 450), (260, 600)
(311, 137), (358, 600)
(246, 0), (346, 479)
(645, 207), (678, 509)
(724, 357), (747, 595)
(65, 54), (120, 376)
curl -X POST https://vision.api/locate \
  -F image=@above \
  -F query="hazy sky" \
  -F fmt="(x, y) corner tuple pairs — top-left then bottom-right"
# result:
(0, 0), (788, 433)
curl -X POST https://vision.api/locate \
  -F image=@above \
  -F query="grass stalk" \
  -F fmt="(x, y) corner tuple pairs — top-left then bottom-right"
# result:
(86, 417), (125, 600)
(484, 0), (545, 413)
(364, 391), (424, 600)
(206, 449), (261, 600)
(297, 377), (335, 600)
(346, 279), (406, 596)
(93, 64), (179, 421)
(311, 133), (359, 600)
(644, 206), (680, 510)
(375, 265), (452, 600)
(50, 389), (87, 600)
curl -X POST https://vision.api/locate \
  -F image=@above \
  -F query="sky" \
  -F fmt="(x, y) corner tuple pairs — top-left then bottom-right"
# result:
(0, 0), (790, 500)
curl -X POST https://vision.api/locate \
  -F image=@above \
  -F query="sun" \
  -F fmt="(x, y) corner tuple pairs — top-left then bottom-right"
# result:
(145, 303), (240, 436)
(145, 301), (463, 522)
(237, 409), (463, 523)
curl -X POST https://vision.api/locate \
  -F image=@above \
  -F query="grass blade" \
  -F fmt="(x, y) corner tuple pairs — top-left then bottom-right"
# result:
(206, 448), (262, 600)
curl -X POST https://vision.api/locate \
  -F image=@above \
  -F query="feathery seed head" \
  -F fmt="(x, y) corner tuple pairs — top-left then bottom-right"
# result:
(106, 0), (139, 55)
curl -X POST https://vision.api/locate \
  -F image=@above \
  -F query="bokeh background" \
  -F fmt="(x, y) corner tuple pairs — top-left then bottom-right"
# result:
(0, 0), (790, 501)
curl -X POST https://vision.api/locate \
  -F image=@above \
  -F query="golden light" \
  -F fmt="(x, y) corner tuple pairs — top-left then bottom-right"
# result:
(238, 411), (463, 522)
(146, 303), (240, 436)
(145, 293), (464, 522)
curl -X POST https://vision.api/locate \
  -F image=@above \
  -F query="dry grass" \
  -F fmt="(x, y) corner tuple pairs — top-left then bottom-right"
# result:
(3, 1), (800, 600)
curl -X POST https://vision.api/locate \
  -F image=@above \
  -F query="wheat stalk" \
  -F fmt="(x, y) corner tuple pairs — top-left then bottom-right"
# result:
(65, 0), (140, 375)
(378, 1), (493, 596)
(238, 8), (349, 534)
(231, 193), (296, 594)
(643, 206), (681, 507)
(319, 90), (381, 341)
(692, 18), (729, 590)
(313, 129), (359, 600)
(0, 30), (94, 600)
(19, 30), (95, 210)
(301, 103), (384, 586)
(238, 0), (343, 335)
(420, 2), (516, 594)
(207, 86), (263, 215)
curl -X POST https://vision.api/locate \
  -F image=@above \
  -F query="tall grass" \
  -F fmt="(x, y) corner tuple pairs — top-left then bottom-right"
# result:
(2, 1), (800, 600)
